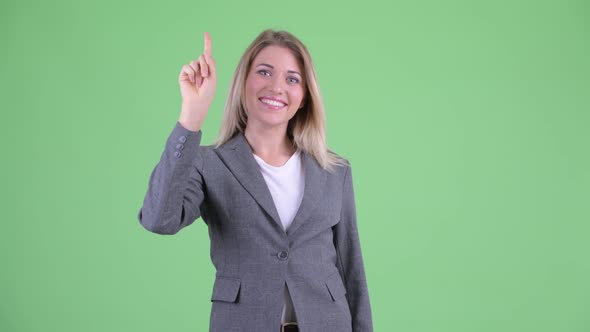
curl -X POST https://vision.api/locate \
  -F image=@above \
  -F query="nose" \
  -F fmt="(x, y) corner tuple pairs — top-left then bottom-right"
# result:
(269, 75), (285, 94)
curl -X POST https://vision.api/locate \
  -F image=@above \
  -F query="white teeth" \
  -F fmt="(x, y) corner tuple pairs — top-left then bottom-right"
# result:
(260, 98), (286, 107)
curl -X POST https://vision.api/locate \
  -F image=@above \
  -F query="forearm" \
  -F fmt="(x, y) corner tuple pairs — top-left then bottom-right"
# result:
(137, 121), (206, 235)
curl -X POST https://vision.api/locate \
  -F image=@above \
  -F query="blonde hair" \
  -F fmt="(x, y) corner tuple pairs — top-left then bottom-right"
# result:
(213, 29), (348, 173)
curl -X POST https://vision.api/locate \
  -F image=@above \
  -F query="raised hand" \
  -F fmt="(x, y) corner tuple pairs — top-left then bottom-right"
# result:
(178, 32), (217, 131)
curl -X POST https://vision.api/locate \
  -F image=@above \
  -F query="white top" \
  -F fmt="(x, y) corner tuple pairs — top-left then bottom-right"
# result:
(252, 149), (304, 323)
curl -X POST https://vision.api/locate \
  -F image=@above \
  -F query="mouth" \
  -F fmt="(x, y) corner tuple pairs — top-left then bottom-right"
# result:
(259, 97), (287, 110)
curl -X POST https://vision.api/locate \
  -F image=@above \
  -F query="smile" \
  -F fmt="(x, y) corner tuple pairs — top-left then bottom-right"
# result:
(259, 97), (287, 109)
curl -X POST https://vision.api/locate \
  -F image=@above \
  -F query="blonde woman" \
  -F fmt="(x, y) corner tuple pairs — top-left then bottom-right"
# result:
(137, 29), (373, 332)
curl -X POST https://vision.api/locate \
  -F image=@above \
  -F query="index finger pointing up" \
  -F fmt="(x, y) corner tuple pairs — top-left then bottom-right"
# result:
(204, 32), (212, 56)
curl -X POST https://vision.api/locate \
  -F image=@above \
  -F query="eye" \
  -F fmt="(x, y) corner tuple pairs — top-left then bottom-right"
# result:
(287, 77), (300, 84)
(257, 69), (271, 77)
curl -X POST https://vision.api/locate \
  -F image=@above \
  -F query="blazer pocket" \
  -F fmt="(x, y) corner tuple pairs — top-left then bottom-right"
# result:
(211, 276), (241, 303)
(325, 271), (347, 302)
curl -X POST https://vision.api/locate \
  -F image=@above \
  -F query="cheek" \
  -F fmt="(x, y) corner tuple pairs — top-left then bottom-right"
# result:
(291, 88), (305, 107)
(245, 76), (264, 97)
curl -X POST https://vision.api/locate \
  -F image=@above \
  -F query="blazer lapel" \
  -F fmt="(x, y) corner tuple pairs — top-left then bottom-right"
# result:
(215, 132), (282, 230)
(215, 132), (327, 237)
(286, 150), (326, 236)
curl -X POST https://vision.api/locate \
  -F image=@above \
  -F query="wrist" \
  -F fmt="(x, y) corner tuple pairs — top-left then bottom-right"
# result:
(178, 114), (203, 132)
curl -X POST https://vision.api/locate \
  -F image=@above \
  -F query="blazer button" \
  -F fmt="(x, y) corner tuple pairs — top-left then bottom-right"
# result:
(174, 151), (182, 158)
(178, 135), (187, 143)
(176, 143), (184, 150)
(278, 251), (289, 260)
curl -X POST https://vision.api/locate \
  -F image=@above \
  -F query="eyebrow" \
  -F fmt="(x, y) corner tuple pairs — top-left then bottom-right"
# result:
(256, 63), (302, 77)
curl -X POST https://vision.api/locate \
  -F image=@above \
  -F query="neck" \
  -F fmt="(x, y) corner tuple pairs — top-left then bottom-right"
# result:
(243, 122), (295, 158)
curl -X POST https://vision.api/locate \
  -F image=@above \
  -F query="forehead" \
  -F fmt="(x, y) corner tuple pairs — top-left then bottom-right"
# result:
(252, 45), (303, 72)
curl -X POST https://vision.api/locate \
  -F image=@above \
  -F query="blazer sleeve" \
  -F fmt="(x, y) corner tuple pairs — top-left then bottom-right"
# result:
(333, 163), (374, 331)
(137, 121), (206, 235)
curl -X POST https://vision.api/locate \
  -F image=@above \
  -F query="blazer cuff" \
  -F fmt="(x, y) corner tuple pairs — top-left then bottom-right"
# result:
(165, 121), (203, 167)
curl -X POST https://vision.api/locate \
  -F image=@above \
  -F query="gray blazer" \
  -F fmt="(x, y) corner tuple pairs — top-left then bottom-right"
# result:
(137, 121), (373, 331)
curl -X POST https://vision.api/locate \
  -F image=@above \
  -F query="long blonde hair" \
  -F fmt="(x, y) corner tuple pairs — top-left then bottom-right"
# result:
(213, 29), (348, 173)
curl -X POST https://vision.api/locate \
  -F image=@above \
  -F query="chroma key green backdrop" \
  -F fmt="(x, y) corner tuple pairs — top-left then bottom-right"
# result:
(1, 0), (589, 331)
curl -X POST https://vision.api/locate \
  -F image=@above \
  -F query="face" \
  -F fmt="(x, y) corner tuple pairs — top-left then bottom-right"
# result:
(243, 45), (306, 132)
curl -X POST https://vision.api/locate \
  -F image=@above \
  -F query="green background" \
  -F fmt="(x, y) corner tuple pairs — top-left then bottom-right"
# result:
(2, 0), (589, 331)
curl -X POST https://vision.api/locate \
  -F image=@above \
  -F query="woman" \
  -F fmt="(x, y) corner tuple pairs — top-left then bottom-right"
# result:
(137, 29), (373, 332)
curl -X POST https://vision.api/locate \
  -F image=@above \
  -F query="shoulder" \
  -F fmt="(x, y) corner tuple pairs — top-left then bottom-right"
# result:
(317, 149), (352, 182)
(327, 149), (352, 169)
